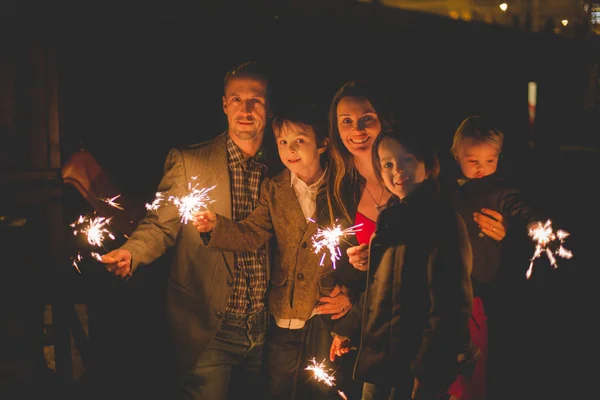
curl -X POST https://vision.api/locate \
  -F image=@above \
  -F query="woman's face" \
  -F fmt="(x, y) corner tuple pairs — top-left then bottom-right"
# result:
(336, 96), (382, 156)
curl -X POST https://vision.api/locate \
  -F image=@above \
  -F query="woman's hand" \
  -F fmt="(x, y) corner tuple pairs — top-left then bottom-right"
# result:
(473, 208), (506, 241)
(346, 243), (369, 271)
(315, 285), (352, 320)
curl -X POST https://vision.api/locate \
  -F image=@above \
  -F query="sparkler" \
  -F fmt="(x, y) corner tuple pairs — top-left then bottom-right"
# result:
(305, 358), (348, 399)
(169, 180), (216, 224)
(526, 219), (573, 279)
(145, 177), (216, 224)
(71, 214), (115, 248)
(145, 192), (165, 211)
(70, 213), (116, 273)
(99, 194), (124, 210)
(309, 219), (363, 269)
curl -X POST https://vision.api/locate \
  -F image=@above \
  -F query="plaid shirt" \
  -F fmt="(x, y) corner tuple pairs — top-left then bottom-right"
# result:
(225, 134), (268, 315)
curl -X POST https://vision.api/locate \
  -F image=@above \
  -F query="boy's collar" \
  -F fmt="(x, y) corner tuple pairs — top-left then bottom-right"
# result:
(290, 168), (327, 188)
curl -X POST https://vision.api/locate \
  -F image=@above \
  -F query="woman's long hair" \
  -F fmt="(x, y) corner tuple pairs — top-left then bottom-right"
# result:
(325, 80), (396, 223)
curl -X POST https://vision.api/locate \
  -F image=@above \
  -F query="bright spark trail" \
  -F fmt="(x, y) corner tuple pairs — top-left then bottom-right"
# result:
(309, 219), (363, 269)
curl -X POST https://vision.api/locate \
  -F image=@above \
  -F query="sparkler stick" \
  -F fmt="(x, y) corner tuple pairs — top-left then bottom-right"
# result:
(304, 358), (348, 399)
(308, 219), (363, 269)
(526, 219), (573, 279)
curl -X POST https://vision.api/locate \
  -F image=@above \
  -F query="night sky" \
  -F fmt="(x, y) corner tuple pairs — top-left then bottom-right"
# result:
(36, 3), (595, 199)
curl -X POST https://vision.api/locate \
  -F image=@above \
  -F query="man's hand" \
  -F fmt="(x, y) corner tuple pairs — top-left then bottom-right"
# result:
(473, 208), (506, 241)
(193, 211), (217, 233)
(315, 285), (352, 320)
(329, 334), (351, 361)
(346, 243), (369, 271)
(101, 249), (132, 278)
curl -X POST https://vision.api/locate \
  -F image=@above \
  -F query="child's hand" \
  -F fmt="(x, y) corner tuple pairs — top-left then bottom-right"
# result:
(329, 334), (351, 361)
(347, 243), (369, 271)
(193, 211), (216, 233)
(473, 208), (505, 241)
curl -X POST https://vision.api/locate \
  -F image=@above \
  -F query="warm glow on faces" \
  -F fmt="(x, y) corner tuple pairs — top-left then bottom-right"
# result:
(223, 76), (268, 142)
(377, 137), (427, 199)
(336, 97), (382, 156)
(275, 121), (327, 185)
(456, 138), (500, 179)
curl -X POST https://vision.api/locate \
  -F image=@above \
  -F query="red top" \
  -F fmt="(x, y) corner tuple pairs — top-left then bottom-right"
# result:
(355, 211), (376, 245)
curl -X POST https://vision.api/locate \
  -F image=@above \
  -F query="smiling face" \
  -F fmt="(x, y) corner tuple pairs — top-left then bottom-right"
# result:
(336, 96), (382, 156)
(223, 76), (268, 142)
(275, 121), (327, 185)
(455, 137), (500, 179)
(377, 136), (428, 199)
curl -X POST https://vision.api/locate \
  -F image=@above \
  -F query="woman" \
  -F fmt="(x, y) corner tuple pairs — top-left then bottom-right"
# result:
(323, 80), (396, 270)
(316, 80), (396, 399)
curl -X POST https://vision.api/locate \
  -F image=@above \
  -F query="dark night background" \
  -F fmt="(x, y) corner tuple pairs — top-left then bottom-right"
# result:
(3, 1), (599, 399)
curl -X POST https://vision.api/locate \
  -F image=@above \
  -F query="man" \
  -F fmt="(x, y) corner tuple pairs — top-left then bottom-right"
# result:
(102, 60), (281, 400)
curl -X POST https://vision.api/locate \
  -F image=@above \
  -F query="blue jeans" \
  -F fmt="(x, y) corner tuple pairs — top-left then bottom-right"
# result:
(181, 310), (267, 400)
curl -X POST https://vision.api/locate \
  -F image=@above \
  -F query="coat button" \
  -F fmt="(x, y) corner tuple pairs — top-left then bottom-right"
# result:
(227, 280), (234, 287)
(297, 273), (304, 281)
(302, 242), (308, 249)
(216, 311), (223, 318)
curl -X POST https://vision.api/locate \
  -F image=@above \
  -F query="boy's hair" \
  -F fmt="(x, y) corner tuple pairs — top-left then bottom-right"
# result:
(272, 100), (328, 146)
(451, 115), (504, 159)
(372, 124), (440, 181)
(272, 100), (329, 166)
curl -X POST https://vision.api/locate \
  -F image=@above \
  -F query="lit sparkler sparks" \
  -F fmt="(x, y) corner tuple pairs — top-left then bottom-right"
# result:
(145, 178), (216, 224)
(145, 192), (165, 211)
(169, 181), (216, 224)
(70, 214), (116, 272)
(305, 358), (347, 399)
(99, 194), (124, 210)
(309, 219), (363, 269)
(306, 357), (336, 386)
(71, 214), (115, 247)
(526, 219), (573, 279)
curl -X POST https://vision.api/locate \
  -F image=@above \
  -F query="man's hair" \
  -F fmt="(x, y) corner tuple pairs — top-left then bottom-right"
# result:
(451, 115), (504, 159)
(224, 60), (271, 91)
(223, 60), (273, 115)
